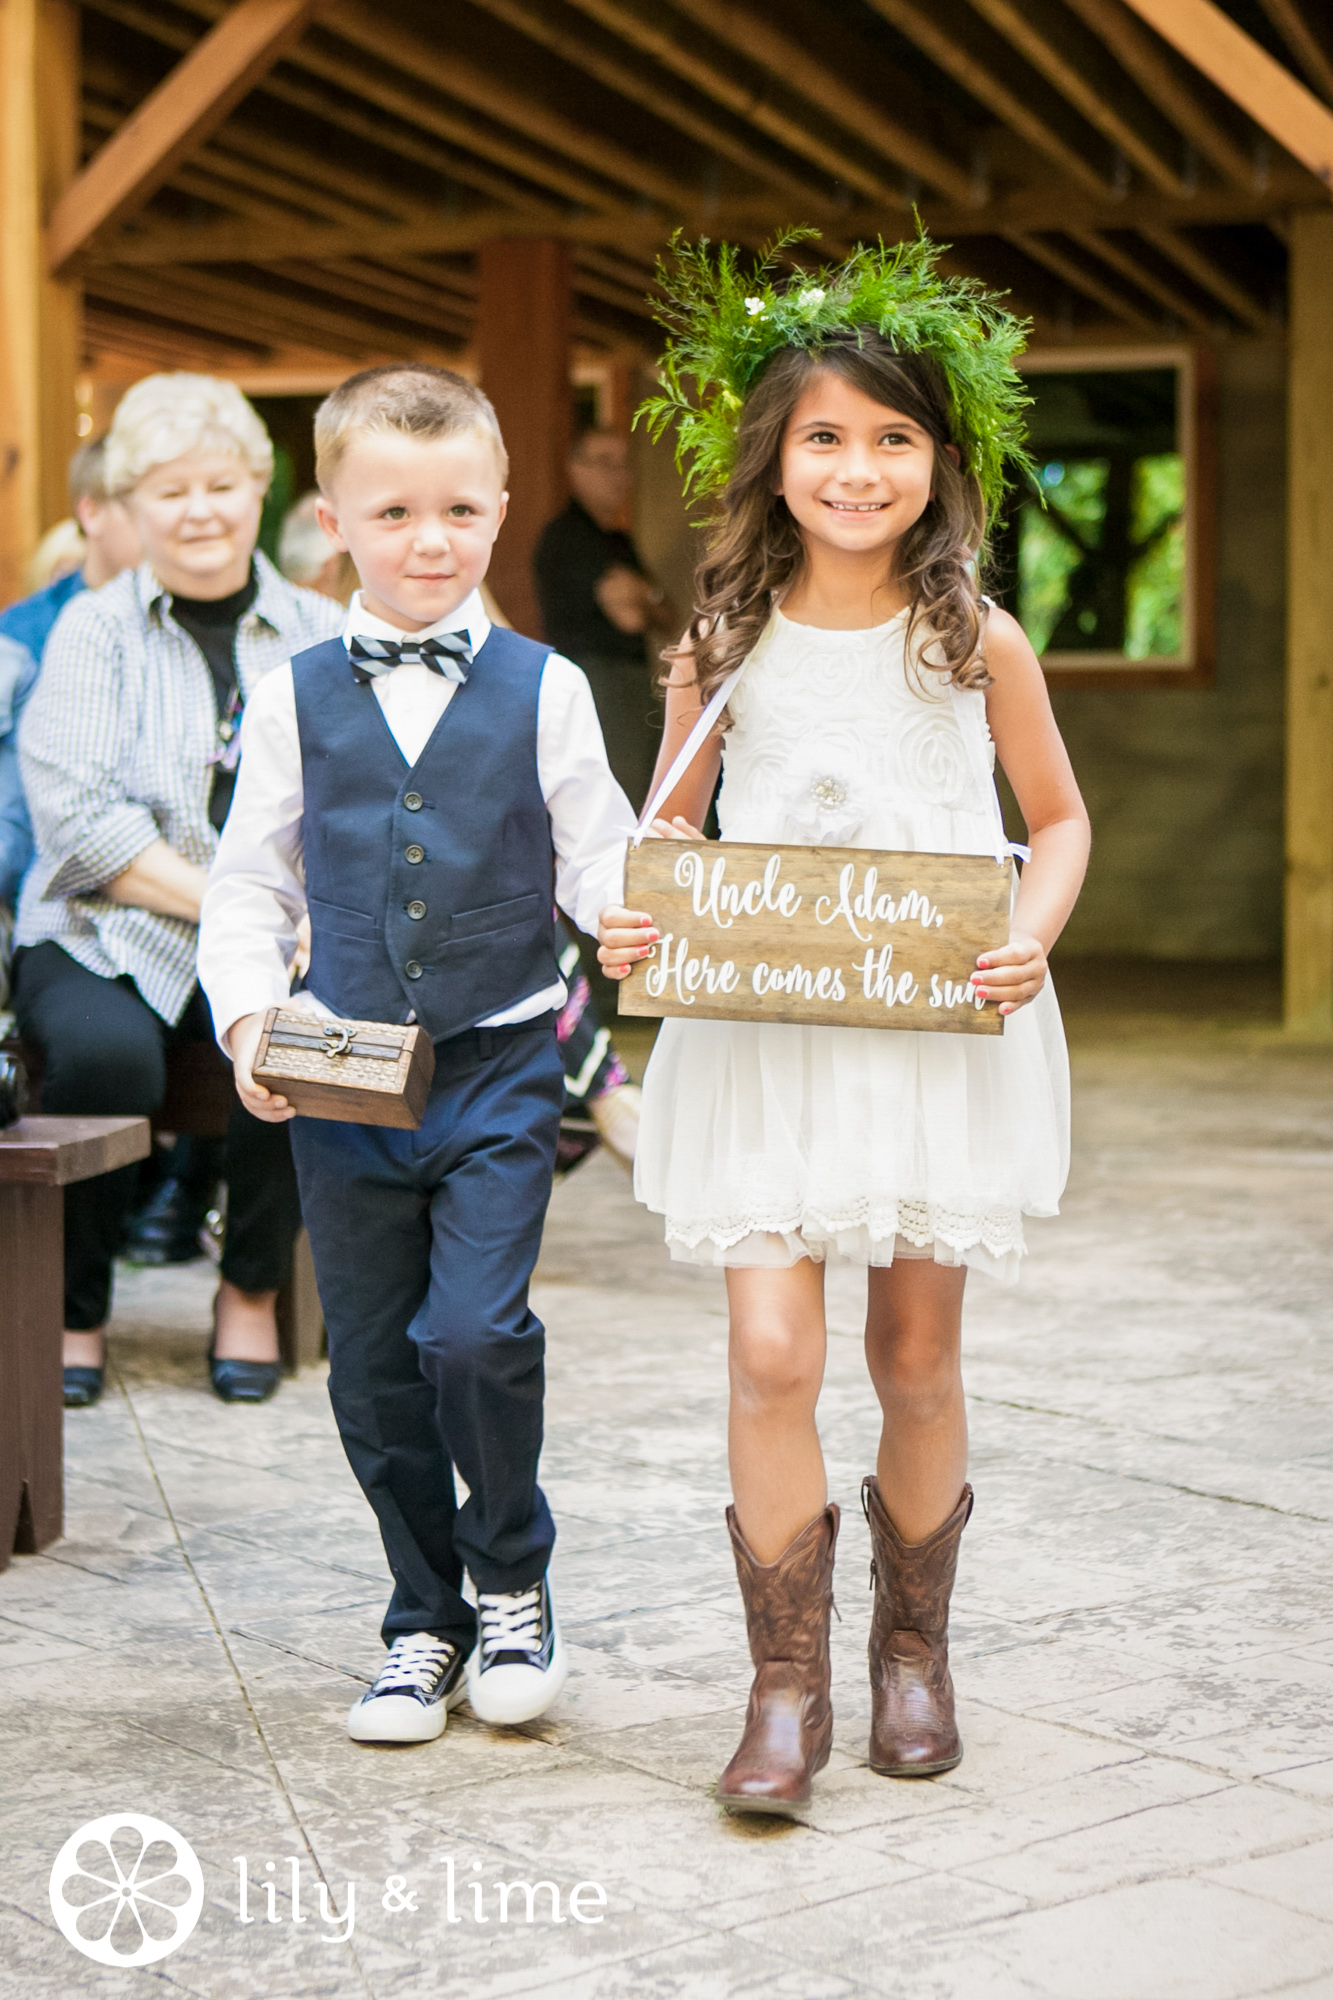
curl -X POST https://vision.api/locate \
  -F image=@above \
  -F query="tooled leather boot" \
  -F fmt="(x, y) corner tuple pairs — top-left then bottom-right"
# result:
(862, 1478), (973, 1777)
(717, 1503), (839, 1817)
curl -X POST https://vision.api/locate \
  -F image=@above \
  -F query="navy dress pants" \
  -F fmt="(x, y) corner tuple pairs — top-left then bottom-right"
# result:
(289, 1017), (566, 1655)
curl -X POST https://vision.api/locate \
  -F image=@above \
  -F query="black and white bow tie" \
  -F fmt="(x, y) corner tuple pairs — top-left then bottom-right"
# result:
(348, 631), (472, 684)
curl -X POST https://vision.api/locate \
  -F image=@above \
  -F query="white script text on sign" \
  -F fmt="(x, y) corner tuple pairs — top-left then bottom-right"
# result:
(618, 842), (1013, 1035)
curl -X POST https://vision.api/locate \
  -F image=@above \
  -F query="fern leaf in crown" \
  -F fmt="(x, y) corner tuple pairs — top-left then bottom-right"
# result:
(638, 227), (1035, 520)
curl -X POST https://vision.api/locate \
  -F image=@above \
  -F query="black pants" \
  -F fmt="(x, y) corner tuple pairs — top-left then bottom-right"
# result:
(13, 942), (301, 1329)
(290, 1019), (565, 1652)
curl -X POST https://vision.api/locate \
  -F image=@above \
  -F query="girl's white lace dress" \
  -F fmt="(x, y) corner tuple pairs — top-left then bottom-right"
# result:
(633, 609), (1070, 1284)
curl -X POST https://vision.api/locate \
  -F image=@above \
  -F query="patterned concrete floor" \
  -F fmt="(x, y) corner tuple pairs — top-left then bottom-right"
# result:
(3, 997), (1333, 1999)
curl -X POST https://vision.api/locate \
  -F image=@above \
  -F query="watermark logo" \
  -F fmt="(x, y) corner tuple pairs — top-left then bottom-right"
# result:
(50, 1813), (204, 1967)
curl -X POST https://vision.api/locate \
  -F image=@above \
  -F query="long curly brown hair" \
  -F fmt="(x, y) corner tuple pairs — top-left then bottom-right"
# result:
(677, 332), (992, 706)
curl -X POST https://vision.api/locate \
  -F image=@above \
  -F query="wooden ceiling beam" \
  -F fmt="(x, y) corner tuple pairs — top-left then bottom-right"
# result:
(321, 0), (692, 212)
(276, 263), (474, 335)
(968, 0), (1191, 193)
(1117, 0), (1333, 187)
(1255, 0), (1333, 109)
(463, 0), (816, 206)
(862, 0), (1114, 198)
(81, 0), (576, 217)
(1061, 0), (1256, 187)
(668, 0), (977, 204)
(49, 0), (318, 272)
(1135, 223), (1272, 328)
(560, 0), (911, 206)
(1065, 228), (1214, 327)
(83, 94), (345, 228)
(90, 263), (449, 359)
(1005, 231), (1159, 326)
(83, 303), (267, 366)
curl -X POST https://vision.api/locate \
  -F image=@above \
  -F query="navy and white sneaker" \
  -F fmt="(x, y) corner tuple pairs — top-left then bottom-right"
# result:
(347, 1634), (467, 1743)
(465, 1576), (567, 1725)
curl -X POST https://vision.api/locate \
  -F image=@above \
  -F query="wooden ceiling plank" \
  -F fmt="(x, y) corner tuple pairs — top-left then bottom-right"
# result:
(321, 0), (694, 211)
(83, 95), (345, 228)
(1061, 0), (1255, 186)
(80, 0), (576, 216)
(561, 0), (913, 205)
(48, 0), (318, 272)
(1066, 227), (1213, 326)
(1117, 0), (1333, 187)
(668, 0), (977, 203)
(279, 261), (475, 333)
(1256, 0), (1333, 107)
(1136, 222), (1271, 327)
(93, 263), (448, 358)
(464, 0), (816, 205)
(863, 0), (1113, 198)
(968, 0), (1189, 193)
(1005, 230), (1158, 325)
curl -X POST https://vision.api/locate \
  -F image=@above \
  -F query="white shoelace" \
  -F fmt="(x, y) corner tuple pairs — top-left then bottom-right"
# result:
(371, 1634), (455, 1696)
(476, 1583), (544, 1664)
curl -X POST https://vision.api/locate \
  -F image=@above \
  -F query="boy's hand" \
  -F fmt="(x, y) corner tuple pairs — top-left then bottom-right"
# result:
(598, 907), (659, 980)
(227, 1010), (296, 1122)
(973, 933), (1048, 1015)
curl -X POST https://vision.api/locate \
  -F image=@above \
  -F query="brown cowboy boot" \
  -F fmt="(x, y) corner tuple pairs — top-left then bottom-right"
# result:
(862, 1478), (973, 1777)
(717, 1502), (839, 1817)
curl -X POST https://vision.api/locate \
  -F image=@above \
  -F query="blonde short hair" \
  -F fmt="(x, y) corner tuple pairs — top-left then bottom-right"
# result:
(314, 364), (507, 490)
(104, 373), (274, 495)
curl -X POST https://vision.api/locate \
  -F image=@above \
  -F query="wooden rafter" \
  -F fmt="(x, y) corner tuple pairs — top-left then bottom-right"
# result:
(1066, 228), (1213, 327)
(1256, 0), (1333, 108)
(463, 0), (816, 207)
(1061, 0), (1256, 187)
(668, 0), (978, 204)
(560, 0), (910, 206)
(48, 0), (317, 271)
(1117, 0), (1333, 187)
(1006, 231), (1158, 325)
(863, 0), (1114, 198)
(968, 0), (1190, 193)
(1135, 223), (1272, 328)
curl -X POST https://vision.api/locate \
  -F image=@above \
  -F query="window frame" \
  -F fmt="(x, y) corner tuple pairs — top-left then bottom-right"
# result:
(1016, 343), (1217, 690)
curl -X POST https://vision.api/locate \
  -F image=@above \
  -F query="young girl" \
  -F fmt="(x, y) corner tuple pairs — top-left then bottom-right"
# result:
(598, 238), (1090, 1815)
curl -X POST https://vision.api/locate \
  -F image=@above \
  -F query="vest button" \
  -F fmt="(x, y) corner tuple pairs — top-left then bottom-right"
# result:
(405, 960), (423, 979)
(403, 791), (423, 811)
(406, 900), (427, 920)
(404, 844), (425, 864)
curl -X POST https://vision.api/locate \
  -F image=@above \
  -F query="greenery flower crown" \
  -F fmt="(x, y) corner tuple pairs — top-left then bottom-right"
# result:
(638, 227), (1036, 521)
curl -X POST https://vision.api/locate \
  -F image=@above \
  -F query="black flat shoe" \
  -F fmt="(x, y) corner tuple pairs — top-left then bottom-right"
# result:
(122, 1174), (212, 1265)
(207, 1341), (280, 1404)
(63, 1366), (104, 1408)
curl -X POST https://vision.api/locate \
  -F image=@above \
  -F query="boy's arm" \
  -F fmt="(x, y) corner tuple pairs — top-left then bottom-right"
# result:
(537, 654), (638, 936)
(197, 663), (306, 1070)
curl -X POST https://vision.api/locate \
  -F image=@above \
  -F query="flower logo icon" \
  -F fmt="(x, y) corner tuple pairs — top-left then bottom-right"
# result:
(50, 1813), (204, 1966)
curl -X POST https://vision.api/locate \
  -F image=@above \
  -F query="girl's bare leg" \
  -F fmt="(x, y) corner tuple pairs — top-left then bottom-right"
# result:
(864, 1260), (968, 1543)
(726, 1259), (828, 1561)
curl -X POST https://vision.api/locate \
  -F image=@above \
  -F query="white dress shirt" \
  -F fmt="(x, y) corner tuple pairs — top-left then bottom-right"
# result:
(198, 589), (635, 1044)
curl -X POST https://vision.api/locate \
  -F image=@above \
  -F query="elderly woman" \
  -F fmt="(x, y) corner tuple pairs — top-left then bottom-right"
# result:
(14, 374), (343, 1406)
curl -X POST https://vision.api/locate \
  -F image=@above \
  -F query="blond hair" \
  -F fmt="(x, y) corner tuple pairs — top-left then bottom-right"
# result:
(314, 364), (507, 489)
(104, 373), (273, 495)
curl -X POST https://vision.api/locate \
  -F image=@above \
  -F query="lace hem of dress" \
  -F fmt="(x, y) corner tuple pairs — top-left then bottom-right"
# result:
(664, 1195), (1027, 1263)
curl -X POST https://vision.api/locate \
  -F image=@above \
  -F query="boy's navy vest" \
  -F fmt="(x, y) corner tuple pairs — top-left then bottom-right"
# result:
(291, 628), (558, 1043)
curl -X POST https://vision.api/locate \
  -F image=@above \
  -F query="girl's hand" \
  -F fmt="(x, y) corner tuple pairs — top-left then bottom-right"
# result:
(973, 934), (1048, 1015)
(645, 815), (706, 841)
(598, 906), (659, 980)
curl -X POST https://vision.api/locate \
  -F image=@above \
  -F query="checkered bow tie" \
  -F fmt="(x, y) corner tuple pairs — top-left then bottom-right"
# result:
(348, 631), (472, 684)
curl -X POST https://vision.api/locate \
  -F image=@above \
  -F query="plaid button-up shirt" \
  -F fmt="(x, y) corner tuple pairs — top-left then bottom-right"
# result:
(16, 553), (343, 1023)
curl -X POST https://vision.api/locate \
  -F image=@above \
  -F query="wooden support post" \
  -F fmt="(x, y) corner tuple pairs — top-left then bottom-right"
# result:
(0, 0), (81, 604)
(1285, 209), (1333, 1034)
(477, 237), (572, 637)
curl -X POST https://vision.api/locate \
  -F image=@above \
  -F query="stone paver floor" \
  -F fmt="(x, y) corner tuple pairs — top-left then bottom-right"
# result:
(3, 1001), (1333, 1998)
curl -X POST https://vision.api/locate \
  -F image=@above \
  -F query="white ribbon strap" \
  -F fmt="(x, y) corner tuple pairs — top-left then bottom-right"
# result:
(947, 680), (1030, 868)
(632, 663), (745, 846)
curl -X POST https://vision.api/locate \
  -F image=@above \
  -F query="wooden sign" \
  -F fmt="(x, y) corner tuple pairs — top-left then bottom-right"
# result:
(618, 842), (1013, 1035)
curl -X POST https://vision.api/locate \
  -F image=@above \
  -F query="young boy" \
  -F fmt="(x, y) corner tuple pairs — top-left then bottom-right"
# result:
(198, 366), (636, 1743)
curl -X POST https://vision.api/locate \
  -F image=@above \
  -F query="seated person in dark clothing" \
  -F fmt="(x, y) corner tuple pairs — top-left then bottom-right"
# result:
(533, 428), (671, 811)
(14, 373), (342, 1407)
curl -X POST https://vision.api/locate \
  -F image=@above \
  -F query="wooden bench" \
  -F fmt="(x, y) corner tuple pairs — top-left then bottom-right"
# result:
(1, 1034), (325, 1375)
(0, 1115), (150, 1568)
